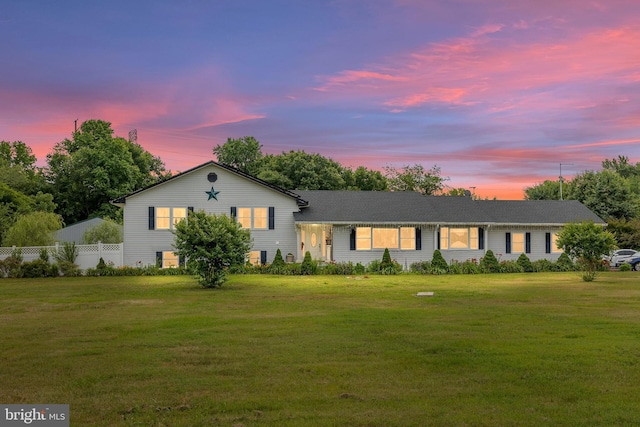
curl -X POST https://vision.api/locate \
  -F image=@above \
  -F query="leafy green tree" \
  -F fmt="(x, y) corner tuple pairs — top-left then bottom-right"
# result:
(213, 136), (264, 175)
(606, 218), (640, 249)
(173, 211), (251, 288)
(567, 170), (637, 220)
(384, 164), (447, 195)
(46, 120), (169, 224)
(82, 219), (123, 244)
(556, 221), (617, 281)
(602, 155), (640, 180)
(257, 150), (346, 190)
(524, 180), (562, 200)
(3, 211), (63, 246)
(0, 140), (45, 195)
(343, 166), (388, 191)
(0, 182), (33, 244)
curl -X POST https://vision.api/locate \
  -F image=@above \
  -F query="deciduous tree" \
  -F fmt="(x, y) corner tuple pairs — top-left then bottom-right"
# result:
(82, 219), (123, 244)
(384, 164), (447, 195)
(173, 211), (251, 288)
(213, 136), (263, 175)
(556, 221), (617, 281)
(46, 120), (169, 223)
(2, 211), (63, 247)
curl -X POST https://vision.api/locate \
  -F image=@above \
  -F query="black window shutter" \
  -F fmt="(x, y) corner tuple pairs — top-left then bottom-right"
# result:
(437, 231), (441, 250)
(156, 251), (162, 268)
(350, 229), (356, 250)
(479, 227), (484, 250)
(188, 206), (194, 214)
(260, 250), (267, 265)
(545, 233), (551, 253)
(230, 207), (236, 219)
(148, 207), (155, 230)
(179, 255), (185, 267)
(525, 233), (531, 253)
(505, 232), (511, 254)
(268, 207), (275, 230)
(415, 227), (422, 250)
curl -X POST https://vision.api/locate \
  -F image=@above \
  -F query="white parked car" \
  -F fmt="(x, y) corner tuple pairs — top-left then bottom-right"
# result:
(608, 249), (639, 267)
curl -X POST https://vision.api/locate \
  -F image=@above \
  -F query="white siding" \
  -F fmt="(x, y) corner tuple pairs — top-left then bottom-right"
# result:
(121, 164), (300, 266)
(331, 226), (434, 270)
(486, 227), (564, 262)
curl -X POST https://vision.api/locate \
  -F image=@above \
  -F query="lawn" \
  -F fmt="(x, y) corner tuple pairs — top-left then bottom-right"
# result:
(1, 273), (640, 426)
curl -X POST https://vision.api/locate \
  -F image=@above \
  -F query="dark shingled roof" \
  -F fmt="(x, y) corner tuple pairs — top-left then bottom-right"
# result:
(293, 191), (605, 225)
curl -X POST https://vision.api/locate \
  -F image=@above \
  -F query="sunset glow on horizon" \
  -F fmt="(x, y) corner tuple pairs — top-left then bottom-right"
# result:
(2, 1), (640, 199)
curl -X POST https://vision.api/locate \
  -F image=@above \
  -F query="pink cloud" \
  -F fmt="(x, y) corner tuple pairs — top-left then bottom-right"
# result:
(313, 24), (640, 115)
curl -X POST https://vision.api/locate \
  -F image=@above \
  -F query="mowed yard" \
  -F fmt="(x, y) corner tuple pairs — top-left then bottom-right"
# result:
(1, 273), (640, 426)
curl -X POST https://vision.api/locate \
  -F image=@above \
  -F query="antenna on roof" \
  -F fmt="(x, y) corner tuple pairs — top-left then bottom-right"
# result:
(559, 163), (573, 200)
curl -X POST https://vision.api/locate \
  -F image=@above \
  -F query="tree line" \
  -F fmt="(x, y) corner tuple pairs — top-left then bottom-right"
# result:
(2, 119), (639, 248)
(524, 155), (640, 248)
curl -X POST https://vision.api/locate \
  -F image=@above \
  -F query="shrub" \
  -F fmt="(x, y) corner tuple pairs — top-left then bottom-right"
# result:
(619, 263), (632, 272)
(532, 259), (554, 272)
(410, 261), (431, 274)
(58, 260), (82, 277)
(516, 253), (533, 272)
(459, 260), (480, 274)
(354, 262), (366, 275)
(448, 262), (462, 274)
(556, 253), (574, 271)
(269, 249), (286, 274)
(381, 248), (393, 269)
(21, 259), (54, 278)
(39, 248), (50, 263)
(499, 260), (524, 273)
(321, 262), (355, 275)
(55, 242), (79, 264)
(431, 250), (448, 272)
(300, 251), (317, 275)
(1, 255), (23, 278)
(480, 250), (500, 273)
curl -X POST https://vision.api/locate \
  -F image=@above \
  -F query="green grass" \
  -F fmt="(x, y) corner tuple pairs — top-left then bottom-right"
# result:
(1, 273), (640, 426)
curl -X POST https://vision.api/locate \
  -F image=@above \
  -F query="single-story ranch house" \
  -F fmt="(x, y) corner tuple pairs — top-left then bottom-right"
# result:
(112, 161), (605, 269)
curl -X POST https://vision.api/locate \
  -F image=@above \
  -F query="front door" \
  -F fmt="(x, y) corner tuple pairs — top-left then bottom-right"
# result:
(301, 225), (332, 262)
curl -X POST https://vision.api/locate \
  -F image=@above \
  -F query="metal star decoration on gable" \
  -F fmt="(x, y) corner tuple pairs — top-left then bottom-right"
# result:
(205, 187), (220, 200)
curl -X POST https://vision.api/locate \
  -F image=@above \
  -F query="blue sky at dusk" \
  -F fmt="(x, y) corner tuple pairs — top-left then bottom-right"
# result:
(2, 0), (640, 198)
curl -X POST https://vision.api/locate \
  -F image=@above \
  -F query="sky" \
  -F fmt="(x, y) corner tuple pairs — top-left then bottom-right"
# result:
(2, 0), (640, 199)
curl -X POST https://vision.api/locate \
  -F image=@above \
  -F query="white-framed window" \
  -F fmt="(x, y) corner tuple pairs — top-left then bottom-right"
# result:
(356, 227), (416, 250)
(400, 227), (415, 250)
(248, 251), (261, 266)
(356, 227), (371, 250)
(162, 251), (179, 269)
(236, 207), (268, 229)
(512, 233), (525, 253)
(253, 208), (267, 229)
(238, 208), (252, 229)
(172, 208), (187, 227)
(373, 228), (398, 249)
(440, 227), (479, 250)
(157, 207), (187, 230)
(551, 233), (563, 253)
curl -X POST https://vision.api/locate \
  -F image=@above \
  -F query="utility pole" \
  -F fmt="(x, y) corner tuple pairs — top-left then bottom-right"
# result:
(74, 118), (78, 133)
(559, 163), (573, 200)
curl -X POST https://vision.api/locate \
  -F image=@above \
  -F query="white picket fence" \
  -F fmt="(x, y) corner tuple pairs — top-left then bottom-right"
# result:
(0, 242), (124, 271)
